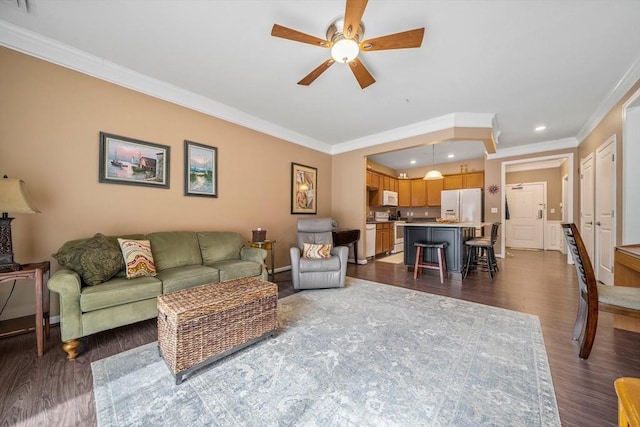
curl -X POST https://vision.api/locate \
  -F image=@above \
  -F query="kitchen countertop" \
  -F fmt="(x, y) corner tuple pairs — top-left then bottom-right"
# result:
(403, 222), (488, 228)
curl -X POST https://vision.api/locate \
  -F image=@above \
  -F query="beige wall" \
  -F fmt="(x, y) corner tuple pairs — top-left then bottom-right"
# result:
(506, 168), (563, 221)
(578, 80), (640, 244)
(0, 47), (332, 320)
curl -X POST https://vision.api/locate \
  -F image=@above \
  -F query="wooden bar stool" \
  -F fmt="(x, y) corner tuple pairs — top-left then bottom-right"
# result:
(413, 241), (448, 284)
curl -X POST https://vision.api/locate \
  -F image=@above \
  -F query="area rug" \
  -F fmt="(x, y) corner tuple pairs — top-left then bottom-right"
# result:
(92, 277), (560, 426)
(375, 252), (405, 264)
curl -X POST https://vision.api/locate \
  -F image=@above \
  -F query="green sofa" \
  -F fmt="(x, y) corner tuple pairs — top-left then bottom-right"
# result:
(48, 231), (268, 359)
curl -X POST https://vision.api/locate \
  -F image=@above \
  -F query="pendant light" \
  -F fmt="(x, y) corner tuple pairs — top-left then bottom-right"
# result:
(423, 144), (444, 180)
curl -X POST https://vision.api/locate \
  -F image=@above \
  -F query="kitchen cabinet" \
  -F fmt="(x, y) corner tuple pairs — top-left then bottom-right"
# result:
(382, 176), (391, 192)
(375, 223), (393, 255)
(443, 172), (484, 190)
(391, 178), (399, 193)
(366, 171), (380, 189)
(443, 174), (463, 190)
(410, 179), (427, 206)
(398, 179), (411, 207)
(463, 172), (484, 189)
(426, 179), (444, 206)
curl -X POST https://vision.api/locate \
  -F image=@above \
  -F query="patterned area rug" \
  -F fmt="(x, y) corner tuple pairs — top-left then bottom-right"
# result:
(92, 278), (559, 426)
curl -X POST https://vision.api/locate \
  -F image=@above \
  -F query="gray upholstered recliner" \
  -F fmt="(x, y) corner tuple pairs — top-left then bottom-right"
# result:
(290, 218), (348, 290)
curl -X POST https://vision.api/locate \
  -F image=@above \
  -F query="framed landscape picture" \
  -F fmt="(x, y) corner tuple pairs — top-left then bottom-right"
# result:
(291, 162), (317, 214)
(184, 140), (218, 198)
(99, 132), (170, 188)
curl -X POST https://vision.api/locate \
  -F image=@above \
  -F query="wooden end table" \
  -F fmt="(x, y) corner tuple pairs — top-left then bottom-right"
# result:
(250, 240), (276, 280)
(0, 261), (51, 356)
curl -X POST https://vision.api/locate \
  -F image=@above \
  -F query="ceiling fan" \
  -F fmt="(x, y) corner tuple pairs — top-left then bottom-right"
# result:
(270, 0), (425, 89)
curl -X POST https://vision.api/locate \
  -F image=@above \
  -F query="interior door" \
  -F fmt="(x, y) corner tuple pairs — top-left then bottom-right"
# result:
(506, 183), (545, 249)
(595, 136), (616, 285)
(580, 153), (595, 262)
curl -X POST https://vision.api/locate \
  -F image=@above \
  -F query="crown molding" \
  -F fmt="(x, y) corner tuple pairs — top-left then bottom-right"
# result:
(505, 158), (566, 172)
(487, 137), (579, 160)
(330, 112), (497, 155)
(0, 20), (333, 154)
(575, 55), (640, 143)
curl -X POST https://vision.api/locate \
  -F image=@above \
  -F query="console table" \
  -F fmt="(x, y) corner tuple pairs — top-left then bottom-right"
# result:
(614, 244), (640, 333)
(0, 261), (50, 356)
(332, 228), (361, 264)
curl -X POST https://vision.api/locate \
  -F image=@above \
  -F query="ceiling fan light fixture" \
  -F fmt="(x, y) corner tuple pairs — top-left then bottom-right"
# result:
(331, 37), (360, 63)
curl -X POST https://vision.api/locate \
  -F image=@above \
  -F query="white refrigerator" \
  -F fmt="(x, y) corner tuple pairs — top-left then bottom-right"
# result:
(441, 188), (483, 223)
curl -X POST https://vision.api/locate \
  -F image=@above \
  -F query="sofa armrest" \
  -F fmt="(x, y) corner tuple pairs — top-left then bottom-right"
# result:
(240, 246), (267, 264)
(47, 269), (84, 341)
(290, 247), (301, 288)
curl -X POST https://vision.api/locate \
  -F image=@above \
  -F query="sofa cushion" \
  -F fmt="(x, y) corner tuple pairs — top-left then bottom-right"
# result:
(118, 238), (157, 279)
(209, 260), (263, 282)
(80, 275), (162, 312)
(156, 265), (220, 294)
(52, 233), (125, 286)
(147, 231), (203, 271)
(197, 232), (244, 264)
(299, 256), (341, 273)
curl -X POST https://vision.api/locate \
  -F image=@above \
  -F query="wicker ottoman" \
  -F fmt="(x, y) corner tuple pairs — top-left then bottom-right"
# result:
(157, 277), (278, 384)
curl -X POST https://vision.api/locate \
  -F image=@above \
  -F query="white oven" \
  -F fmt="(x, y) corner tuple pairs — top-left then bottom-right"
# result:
(392, 221), (405, 254)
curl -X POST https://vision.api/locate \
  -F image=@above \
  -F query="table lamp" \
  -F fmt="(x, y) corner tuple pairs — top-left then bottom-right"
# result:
(0, 176), (40, 272)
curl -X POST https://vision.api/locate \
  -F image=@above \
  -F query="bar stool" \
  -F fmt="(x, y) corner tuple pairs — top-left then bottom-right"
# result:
(413, 241), (448, 284)
(462, 222), (500, 281)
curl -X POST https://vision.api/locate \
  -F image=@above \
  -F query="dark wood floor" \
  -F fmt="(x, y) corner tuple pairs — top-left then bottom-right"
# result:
(1, 249), (638, 426)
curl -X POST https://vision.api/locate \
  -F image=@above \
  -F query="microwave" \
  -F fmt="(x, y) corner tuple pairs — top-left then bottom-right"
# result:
(382, 190), (398, 207)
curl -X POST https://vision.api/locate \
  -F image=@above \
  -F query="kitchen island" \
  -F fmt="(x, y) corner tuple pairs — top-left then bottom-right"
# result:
(404, 223), (487, 275)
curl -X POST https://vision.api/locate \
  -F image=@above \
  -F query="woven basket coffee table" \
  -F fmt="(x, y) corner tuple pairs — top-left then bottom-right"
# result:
(157, 277), (278, 384)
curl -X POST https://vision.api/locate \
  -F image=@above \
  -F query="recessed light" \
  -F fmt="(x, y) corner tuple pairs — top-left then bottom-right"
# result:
(535, 125), (546, 132)
(410, 160), (416, 164)
(447, 154), (455, 158)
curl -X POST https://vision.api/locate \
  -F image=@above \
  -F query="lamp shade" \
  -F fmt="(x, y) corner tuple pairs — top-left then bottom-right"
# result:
(423, 170), (444, 180)
(0, 178), (40, 214)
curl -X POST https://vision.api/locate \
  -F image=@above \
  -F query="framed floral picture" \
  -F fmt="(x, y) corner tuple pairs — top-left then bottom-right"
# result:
(184, 140), (218, 197)
(99, 132), (170, 189)
(291, 162), (317, 214)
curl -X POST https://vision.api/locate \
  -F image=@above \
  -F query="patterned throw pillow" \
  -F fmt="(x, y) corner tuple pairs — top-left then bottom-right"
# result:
(302, 243), (332, 259)
(52, 233), (124, 286)
(118, 239), (157, 279)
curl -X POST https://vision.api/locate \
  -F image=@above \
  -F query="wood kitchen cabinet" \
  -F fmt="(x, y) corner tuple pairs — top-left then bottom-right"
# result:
(426, 179), (444, 206)
(443, 172), (484, 190)
(398, 179), (411, 207)
(366, 171), (380, 189)
(463, 172), (484, 189)
(410, 179), (427, 206)
(375, 223), (393, 255)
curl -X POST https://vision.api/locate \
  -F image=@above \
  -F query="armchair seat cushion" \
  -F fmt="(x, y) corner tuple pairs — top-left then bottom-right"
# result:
(80, 276), (162, 312)
(156, 265), (220, 294)
(299, 255), (341, 272)
(209, 259), (263, 282)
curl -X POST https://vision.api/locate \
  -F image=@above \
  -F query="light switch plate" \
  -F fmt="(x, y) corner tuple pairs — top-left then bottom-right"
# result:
(491, 207), (498, 213)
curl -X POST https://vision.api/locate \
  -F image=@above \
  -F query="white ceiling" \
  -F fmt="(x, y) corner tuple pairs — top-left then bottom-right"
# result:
(1, 0), (639, 169)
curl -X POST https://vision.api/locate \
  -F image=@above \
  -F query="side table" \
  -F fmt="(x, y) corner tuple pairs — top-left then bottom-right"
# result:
(250, 240), (276, 281)
(0, 261), (51, 356)
(332, 228), (361, 264)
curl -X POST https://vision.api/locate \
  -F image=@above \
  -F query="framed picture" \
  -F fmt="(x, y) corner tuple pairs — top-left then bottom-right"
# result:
(184, 140), (218, 198)
(291, 162), (317, 214)
(99, 132), (170, 188)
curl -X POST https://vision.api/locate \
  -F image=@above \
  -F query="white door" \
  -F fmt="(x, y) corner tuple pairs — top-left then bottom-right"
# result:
(595, 136), (616, 285)
(580, 153), (595, 262)
(506, 183), (545, 249)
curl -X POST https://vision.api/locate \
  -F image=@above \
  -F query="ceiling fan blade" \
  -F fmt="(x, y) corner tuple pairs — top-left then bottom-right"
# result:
(271, 24), (330, 47)
(297, 59), (336, 86)
(360, 28), (425, 51)
(343, 0), (368, 39)
(348, 57), (375, 89)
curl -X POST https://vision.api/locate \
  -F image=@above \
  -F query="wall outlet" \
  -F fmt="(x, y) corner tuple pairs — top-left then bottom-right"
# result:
(550, 208), (555, 213)
(491, 207), (498, 213)
(425, 211), (429, 216)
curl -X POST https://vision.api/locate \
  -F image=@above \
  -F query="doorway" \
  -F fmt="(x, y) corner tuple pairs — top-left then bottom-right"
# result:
(594, 135), (616, 285)
(505, 182), (546, 249)
(499, 153), (574, 260)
